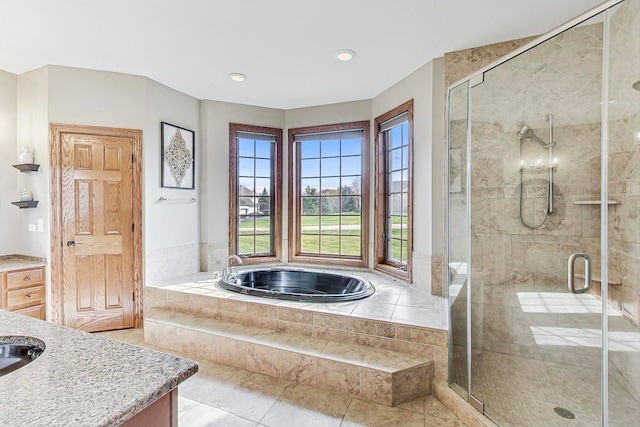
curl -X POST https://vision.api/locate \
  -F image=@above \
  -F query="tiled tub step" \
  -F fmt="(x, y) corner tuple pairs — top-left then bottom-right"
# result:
(145, 308), (435, 406)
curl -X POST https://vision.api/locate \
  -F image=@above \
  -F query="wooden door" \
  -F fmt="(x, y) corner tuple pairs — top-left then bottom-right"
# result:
(50, 124), (142, 332)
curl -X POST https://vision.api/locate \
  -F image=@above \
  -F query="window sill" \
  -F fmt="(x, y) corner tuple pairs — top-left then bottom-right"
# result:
(374, 263), (410, 282)
(236, 255), (282, 266)
(289, 254), (368, 269)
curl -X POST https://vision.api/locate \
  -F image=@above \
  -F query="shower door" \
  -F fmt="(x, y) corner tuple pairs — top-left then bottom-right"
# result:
(447, 1), (640, 425)
(467, 12), (608, 426)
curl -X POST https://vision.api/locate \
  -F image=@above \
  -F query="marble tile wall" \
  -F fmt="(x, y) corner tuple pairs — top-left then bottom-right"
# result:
(144, 244), (200, 286)
(607, 0), (640, 401)
(199, 242), (229, 272)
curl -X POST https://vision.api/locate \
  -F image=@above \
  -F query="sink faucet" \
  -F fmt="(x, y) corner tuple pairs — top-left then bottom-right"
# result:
(223, 254), (243, 275)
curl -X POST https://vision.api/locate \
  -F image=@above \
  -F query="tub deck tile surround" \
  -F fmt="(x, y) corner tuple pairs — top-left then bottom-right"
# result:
(145, 270), (449, 407)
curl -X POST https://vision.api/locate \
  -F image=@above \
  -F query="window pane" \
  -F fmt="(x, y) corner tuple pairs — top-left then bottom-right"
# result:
(389, 194), (402, 215)
(390, 171), (402, 193)
(341, 196), (361, 214)
(320, 196), (339, 214)
(255, 140), (271, 159)
(239, 157), (254, 176)
(321, 177), (340, 193)
(391, 126), (403, 148)
(390, 148), (402, 172)
(301, 178), (320, 195)
(340, 236), (361, 256)
(401, 218), (408, 241)
(302, 215), (319, 232)
(390, 239), (402, 262)
(402, 146), (409, 169)
(343, 177), (361, 195)
(341, 156), (361, 176)
(238, 138), (254, 157)
(301, 141), (320, 158)
(321, 157), (340, 177)
(401, 193), (408, 215)
(401, 169), (408, 191)
(255, 159), (271, 178)
(254, 234), (271, 254)
(239, 215), (255, 233)
(320, 235), (340, 255)
(238, 235), (254, 255)
(341, 216), (361, 235)
(256, 196), (271, 216)
(321, 215), (339, 235)
(321, 139), (340, 157)
(342, 139), (361, 156)
(239, 177), (255, 193)
(302, 198), (319, 215)
(301, 159), (320, 177)
(255, 178), (271, 194)
(301, 234), (319, 253)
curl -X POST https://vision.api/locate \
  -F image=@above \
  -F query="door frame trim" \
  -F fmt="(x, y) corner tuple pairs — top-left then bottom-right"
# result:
(49, 123), (143, 328)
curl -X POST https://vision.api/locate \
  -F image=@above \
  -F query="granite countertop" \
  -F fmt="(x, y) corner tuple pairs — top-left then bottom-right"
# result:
(0, 255), (46, 272)
(0, 310), (198, 426)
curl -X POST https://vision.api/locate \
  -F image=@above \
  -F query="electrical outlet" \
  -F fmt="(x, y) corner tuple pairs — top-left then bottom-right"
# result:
(37, 219), (44, 232)
(28, 224), (36, 232)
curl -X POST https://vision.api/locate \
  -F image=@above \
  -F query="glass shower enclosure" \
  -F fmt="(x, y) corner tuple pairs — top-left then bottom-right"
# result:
(447, 0), (640, 425)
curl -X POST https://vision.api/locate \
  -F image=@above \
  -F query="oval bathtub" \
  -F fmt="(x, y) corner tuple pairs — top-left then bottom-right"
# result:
(219, 268), (375, 302)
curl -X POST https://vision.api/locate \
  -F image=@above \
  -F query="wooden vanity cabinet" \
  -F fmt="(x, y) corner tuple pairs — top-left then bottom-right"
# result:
(1, 266), (46, 320)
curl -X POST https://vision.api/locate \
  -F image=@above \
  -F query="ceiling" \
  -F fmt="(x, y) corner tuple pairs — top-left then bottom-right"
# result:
(0, 0), (604, 109)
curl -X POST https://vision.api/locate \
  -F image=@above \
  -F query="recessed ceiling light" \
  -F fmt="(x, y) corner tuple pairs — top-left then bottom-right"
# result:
(335, 49), (356, 61)
(228, 73), (247, 82)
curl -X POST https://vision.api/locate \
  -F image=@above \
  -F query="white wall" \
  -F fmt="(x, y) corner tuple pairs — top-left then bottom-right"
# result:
(371, 58), (445, 293)
(0, 70), (18, 254)
(144, 78), (201, 284)
(199, 100), (285, 270)
(17, 67), (49, 260)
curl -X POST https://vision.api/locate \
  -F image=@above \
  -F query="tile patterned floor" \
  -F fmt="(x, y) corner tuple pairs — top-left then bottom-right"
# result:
(97, 329), (465, 427)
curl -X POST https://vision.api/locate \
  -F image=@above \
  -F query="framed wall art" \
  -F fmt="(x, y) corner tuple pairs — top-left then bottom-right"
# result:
(161, 122), (195, 189)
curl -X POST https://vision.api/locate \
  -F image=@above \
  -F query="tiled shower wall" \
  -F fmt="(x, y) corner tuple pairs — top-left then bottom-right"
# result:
(453, 22), (606, 362)
(449, 0), (640, 384)
(608, 0), (640, 327)
(607, 0), (640, 398)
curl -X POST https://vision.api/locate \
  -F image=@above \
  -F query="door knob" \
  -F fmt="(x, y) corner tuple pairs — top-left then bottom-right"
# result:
(67, 241), (76, 247)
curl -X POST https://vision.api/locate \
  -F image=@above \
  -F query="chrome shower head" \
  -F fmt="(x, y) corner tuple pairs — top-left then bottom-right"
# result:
(517, 124), (533, 139)
(516, 122), (554, 148)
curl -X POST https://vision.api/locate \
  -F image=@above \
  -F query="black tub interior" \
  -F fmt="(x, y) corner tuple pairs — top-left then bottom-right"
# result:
(219, 269), (375, 302)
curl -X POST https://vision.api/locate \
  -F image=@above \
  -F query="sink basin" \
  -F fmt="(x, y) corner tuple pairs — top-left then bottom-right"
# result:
(0, 336), (45, 377)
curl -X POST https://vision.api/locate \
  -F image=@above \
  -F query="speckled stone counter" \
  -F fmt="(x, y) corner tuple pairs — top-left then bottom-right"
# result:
(0, 310), (198, 426)
(0, 255), (46, 272)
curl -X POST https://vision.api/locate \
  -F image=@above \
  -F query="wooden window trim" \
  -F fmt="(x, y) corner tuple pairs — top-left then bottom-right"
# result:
(229, 123), (283, 264)
(374, 100), (414, 281)
(288, 120), (370, 268)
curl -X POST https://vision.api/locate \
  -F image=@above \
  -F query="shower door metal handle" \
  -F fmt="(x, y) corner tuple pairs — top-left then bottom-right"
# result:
(567, 253), (592, 294)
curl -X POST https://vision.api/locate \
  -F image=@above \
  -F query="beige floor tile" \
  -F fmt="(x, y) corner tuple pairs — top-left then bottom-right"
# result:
(178, 396), (257, 427)
(341, 398), (426, 427)
(261, 384), (350, 427)
(197, 370), (292, 422)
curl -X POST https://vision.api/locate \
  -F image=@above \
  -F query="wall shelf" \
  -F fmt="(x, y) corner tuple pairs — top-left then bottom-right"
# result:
(11, 201), (39, 209)
(12, 163), (40, 172)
